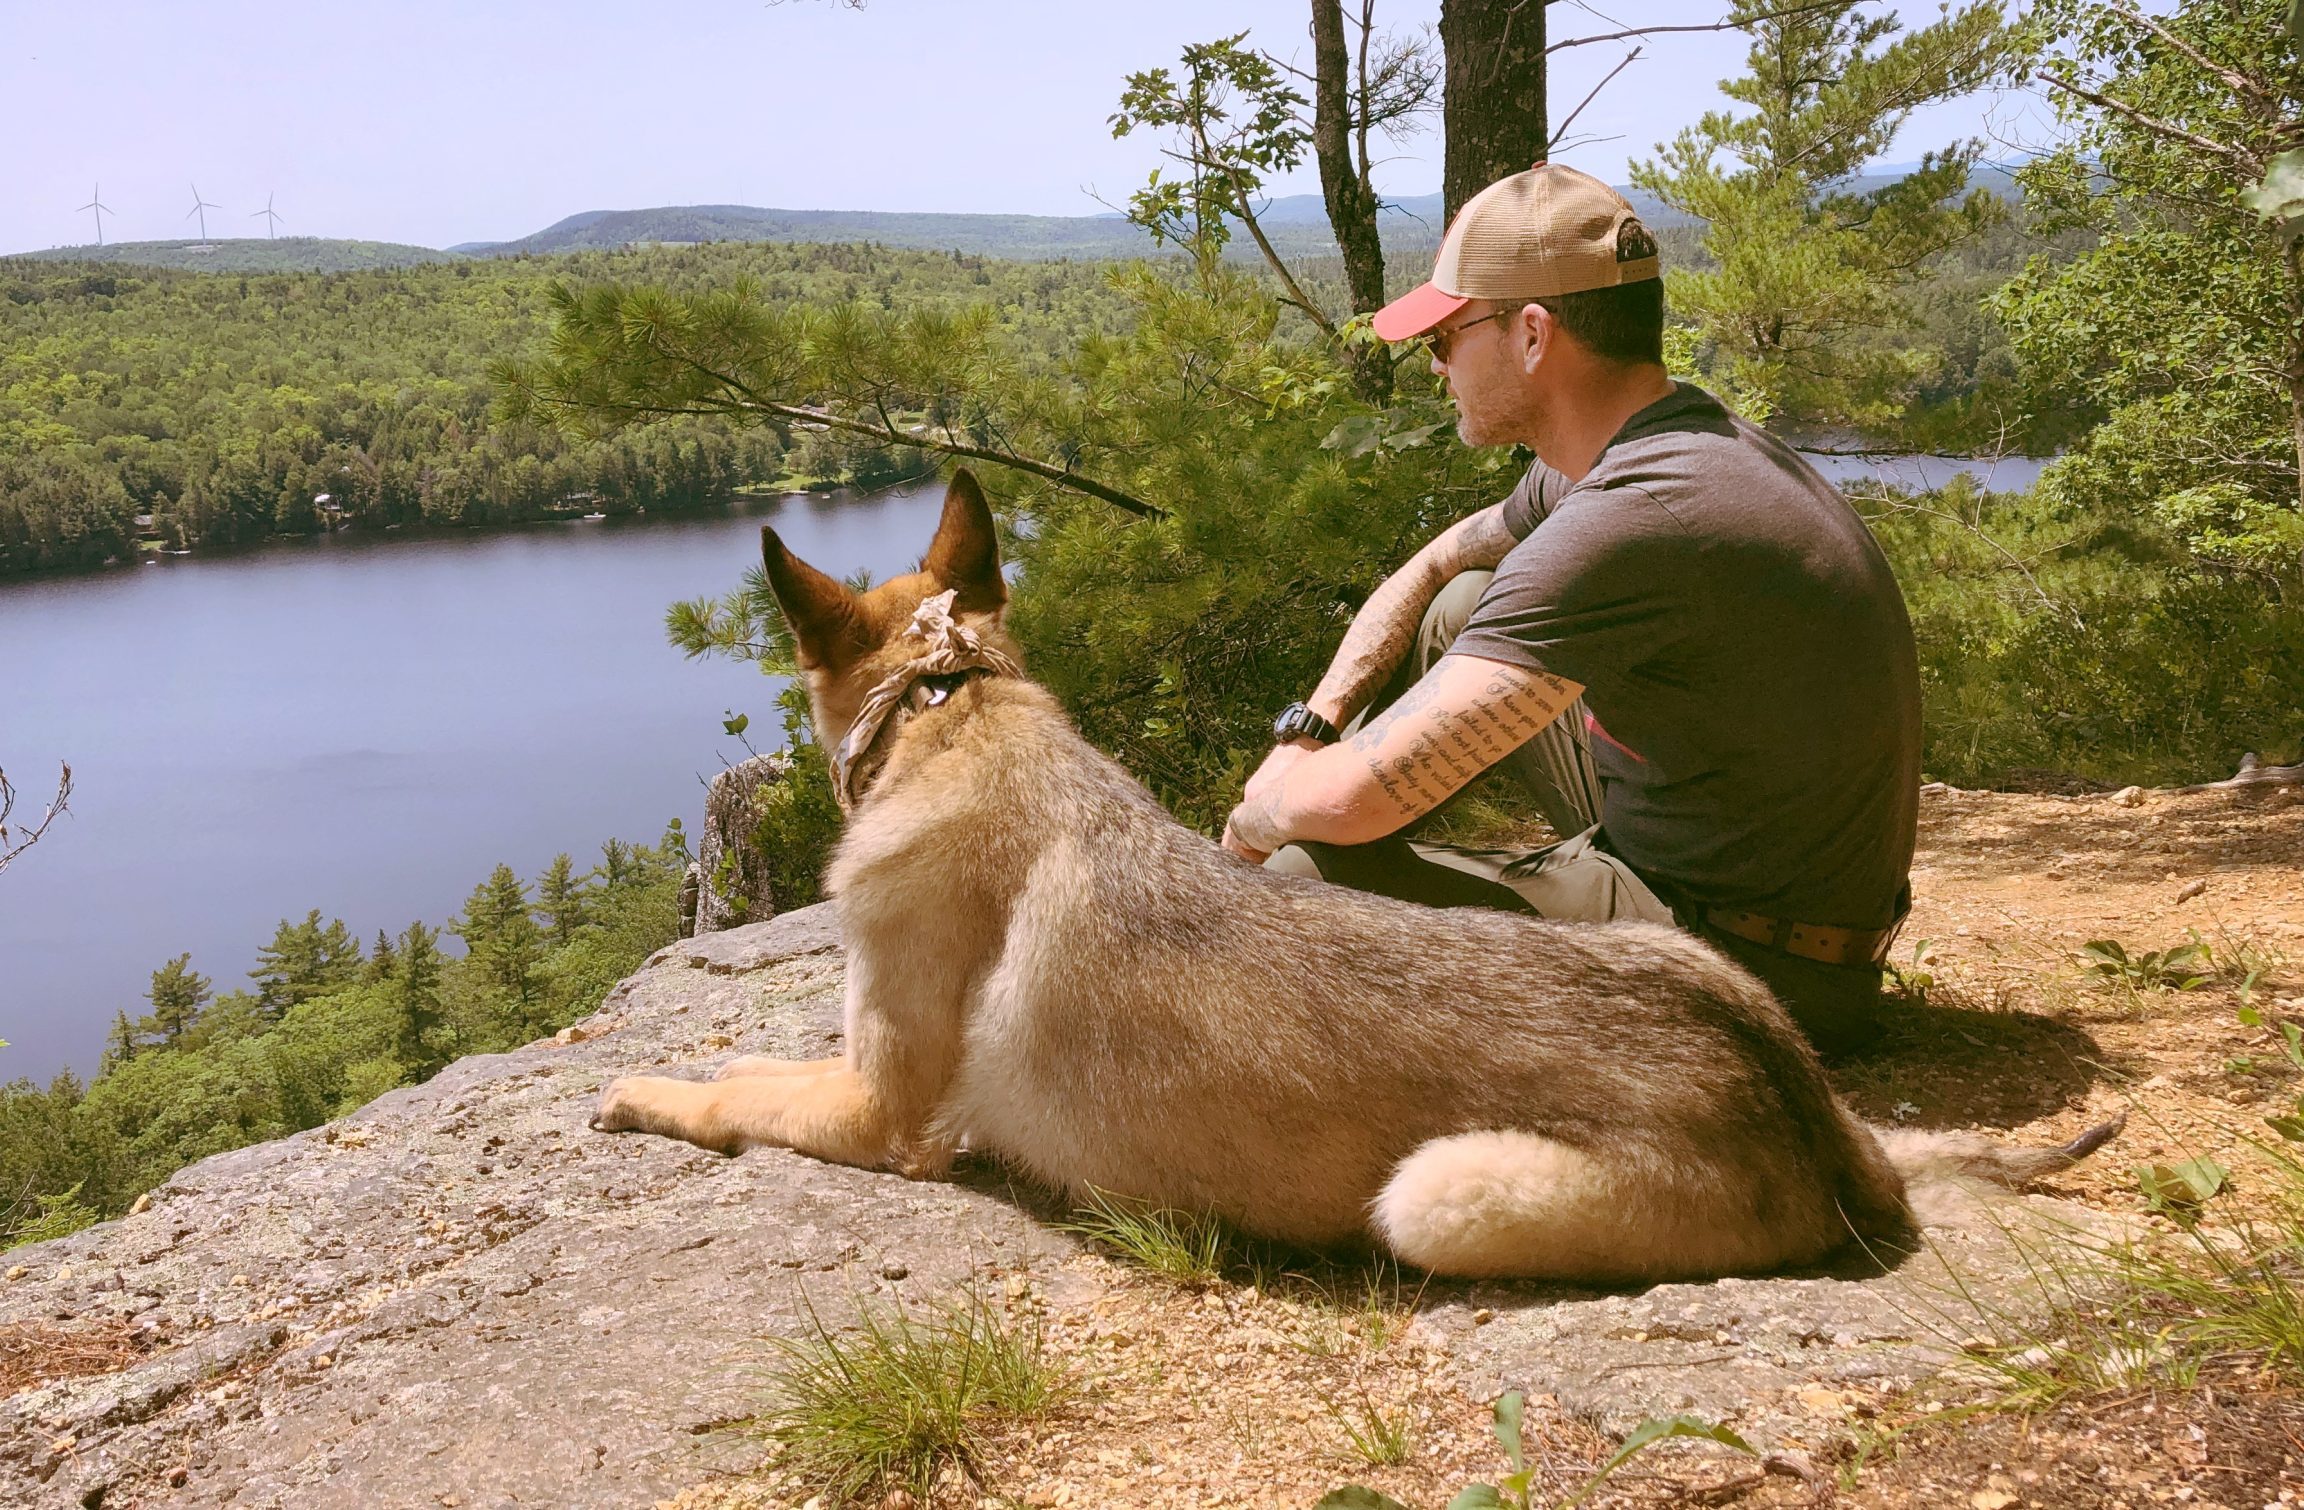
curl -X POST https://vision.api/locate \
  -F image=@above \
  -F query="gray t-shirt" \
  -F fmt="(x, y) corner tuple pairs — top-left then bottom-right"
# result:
(1451, 383), (1920, 930)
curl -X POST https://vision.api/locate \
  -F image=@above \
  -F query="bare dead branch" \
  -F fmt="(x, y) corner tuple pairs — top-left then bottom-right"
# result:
(0, 762), (74, 876)
(1545, 0), (1852, 56)
(584, 317), (1169, 520)
(1550, 46), (1643, 151)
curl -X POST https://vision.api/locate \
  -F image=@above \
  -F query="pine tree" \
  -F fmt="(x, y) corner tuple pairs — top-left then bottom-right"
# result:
(101, 1008), (141, 1072)
(454, 865), (543, 1034)
(1440, 0), (1547, 221)
(1632, 0), (2012, 428)
(395, 921), (446, 1077)
(366, 928), (399, 983)
(140, 953), (211, 1044)
(535, 853), (588, 944)
(249, 910), (364, 1017)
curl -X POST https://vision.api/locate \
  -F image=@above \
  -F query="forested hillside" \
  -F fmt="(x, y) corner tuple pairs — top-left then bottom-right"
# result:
(0, 831), (692, 1248)
(0, 241), (1135, 576)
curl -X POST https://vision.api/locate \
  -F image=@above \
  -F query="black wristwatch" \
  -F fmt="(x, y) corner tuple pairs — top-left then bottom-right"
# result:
(1272, 702), (1341, 746)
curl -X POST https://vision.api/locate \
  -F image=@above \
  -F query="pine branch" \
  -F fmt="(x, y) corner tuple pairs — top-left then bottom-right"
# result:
(531, 303), (1168, 520)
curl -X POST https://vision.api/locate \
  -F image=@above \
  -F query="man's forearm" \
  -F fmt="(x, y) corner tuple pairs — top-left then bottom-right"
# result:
(1306, 504), (1520, 726)
(1231, 654), (1582, 855)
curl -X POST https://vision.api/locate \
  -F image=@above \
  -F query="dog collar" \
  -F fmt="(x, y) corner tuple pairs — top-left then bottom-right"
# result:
(828, 589), (1023, 813)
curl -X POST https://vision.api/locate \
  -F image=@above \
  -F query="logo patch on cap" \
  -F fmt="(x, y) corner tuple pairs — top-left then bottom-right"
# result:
(1616, 217), (1657, 264)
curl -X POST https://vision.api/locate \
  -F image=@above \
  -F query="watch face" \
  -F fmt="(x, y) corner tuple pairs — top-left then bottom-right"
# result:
(1274, 704), (1326, 742)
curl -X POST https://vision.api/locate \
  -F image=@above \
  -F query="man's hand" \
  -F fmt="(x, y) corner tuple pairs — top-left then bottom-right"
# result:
(1222, 738), (1323, 862)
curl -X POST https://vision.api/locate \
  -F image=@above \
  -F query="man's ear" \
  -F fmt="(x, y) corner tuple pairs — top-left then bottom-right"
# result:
(1520, 301), (1552, 376)
(921, 469), (1006, 615)
(761, 525), (870, 670)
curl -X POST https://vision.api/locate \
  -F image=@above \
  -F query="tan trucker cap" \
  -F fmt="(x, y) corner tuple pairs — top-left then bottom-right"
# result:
(1372, 162), (1661, 342)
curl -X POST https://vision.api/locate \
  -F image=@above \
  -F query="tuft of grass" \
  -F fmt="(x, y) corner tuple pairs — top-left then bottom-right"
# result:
(1886, 1089), (2304, 1416)
(1294, 1258), (1427, 1357)
(2199, 919), (2292, 992)
(759, 1287), (1073, 1506)
(1059, 1186), (1234, 1286)
(1326, 1386), (1415, 1467)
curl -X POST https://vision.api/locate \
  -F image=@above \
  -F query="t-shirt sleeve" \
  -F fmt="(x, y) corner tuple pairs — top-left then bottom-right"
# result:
(1448, 490), (1689, 687)
(1498, 456), (1579, 540)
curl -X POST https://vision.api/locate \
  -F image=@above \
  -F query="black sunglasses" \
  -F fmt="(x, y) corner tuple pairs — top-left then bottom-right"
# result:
(1423, 306), (1516, 362)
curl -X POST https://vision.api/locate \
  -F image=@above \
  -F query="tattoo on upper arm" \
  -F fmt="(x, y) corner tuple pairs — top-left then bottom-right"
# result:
(1308, 505), (1515, 727)
(1450, 507), (1519, 572)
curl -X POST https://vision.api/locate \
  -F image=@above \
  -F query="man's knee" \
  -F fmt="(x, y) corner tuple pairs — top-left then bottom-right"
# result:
(1265, 844), (1324, 881)
(1412, 570), (1496, 677)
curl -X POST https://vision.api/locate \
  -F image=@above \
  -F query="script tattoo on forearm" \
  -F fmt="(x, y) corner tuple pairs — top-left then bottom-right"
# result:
(1307, 506), (1520, 726)
(1350, 661), (1576, 821)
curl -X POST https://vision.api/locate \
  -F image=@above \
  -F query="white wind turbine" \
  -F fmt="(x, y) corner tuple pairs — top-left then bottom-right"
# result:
(78, 183), (115, 246)
(251, 191), (284, 239)
(185, 183), (222, 245)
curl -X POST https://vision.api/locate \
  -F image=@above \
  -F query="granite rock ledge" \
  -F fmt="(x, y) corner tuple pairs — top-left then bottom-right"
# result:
(2, 903), (2102, 1506)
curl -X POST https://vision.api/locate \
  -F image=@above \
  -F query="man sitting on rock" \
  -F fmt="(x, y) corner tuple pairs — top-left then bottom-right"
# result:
(1219, 163), (1921, 1058)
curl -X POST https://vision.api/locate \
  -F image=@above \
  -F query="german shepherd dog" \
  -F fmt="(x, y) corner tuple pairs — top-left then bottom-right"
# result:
(594, 471), (2118, 1283)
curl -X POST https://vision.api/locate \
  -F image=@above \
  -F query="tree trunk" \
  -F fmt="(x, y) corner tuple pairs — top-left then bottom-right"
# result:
(1440, 0), (1549, 224)
(1311, 0), (1394, 403)
(2286, 237), (2304, 520)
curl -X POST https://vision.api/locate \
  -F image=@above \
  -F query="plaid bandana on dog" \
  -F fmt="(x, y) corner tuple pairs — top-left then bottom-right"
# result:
(828, 589), (1023, 812)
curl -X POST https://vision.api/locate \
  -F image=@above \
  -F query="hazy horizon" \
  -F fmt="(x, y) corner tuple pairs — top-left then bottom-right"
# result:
(5, 1), (2049, 257)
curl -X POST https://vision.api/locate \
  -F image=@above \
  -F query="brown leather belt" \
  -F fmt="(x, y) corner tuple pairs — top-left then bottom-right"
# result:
(1705, 907), (1899, 968)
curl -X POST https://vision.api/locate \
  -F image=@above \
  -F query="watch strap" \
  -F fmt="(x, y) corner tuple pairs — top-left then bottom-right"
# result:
(1273, 702), (1341, 745)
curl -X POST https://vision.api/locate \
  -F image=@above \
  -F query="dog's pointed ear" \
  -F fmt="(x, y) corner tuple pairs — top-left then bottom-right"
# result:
(761, 525), (869, 670)
(921, 469), (1005, 614)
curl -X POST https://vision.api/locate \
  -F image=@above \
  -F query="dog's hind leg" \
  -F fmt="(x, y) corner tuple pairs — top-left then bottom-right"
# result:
(1371, 1132), (1817, 1284)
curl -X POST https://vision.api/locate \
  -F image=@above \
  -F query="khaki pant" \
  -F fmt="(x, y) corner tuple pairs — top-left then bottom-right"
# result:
(1270, 570), (1665, 924)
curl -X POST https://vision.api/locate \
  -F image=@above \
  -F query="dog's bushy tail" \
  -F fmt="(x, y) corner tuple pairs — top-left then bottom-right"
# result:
(1870, 1111), (2127, 1189)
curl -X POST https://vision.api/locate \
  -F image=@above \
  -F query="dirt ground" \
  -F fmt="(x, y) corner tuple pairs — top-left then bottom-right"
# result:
(680, 780), (2304, 1510)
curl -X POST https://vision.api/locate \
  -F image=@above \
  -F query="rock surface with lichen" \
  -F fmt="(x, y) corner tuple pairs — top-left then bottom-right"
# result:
(0, 904), (2104, 1508)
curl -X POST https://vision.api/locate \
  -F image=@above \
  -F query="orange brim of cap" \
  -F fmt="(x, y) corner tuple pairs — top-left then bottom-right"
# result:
(1371, 281), (1470, 342)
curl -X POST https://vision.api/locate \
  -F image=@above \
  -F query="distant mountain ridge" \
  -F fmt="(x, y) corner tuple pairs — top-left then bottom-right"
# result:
(13, 164), (2017, 273)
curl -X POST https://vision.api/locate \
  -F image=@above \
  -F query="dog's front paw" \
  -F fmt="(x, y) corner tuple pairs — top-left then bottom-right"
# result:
(591, 1075), (672, 1134)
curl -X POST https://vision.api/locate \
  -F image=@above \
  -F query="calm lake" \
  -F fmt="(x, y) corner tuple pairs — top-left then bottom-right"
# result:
(0, 448), (2031, 1085)
(0, 482), (950, 1084)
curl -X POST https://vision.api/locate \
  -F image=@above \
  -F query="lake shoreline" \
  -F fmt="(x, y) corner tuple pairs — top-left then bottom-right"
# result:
(0, 477), (922, 588)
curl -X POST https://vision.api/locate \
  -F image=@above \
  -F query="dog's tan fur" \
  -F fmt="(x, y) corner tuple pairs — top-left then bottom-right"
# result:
(595, 472), (2111, 1283)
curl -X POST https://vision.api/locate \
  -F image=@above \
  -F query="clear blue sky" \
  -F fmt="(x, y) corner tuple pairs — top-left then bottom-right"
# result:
(3, 1), (2039, 253)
